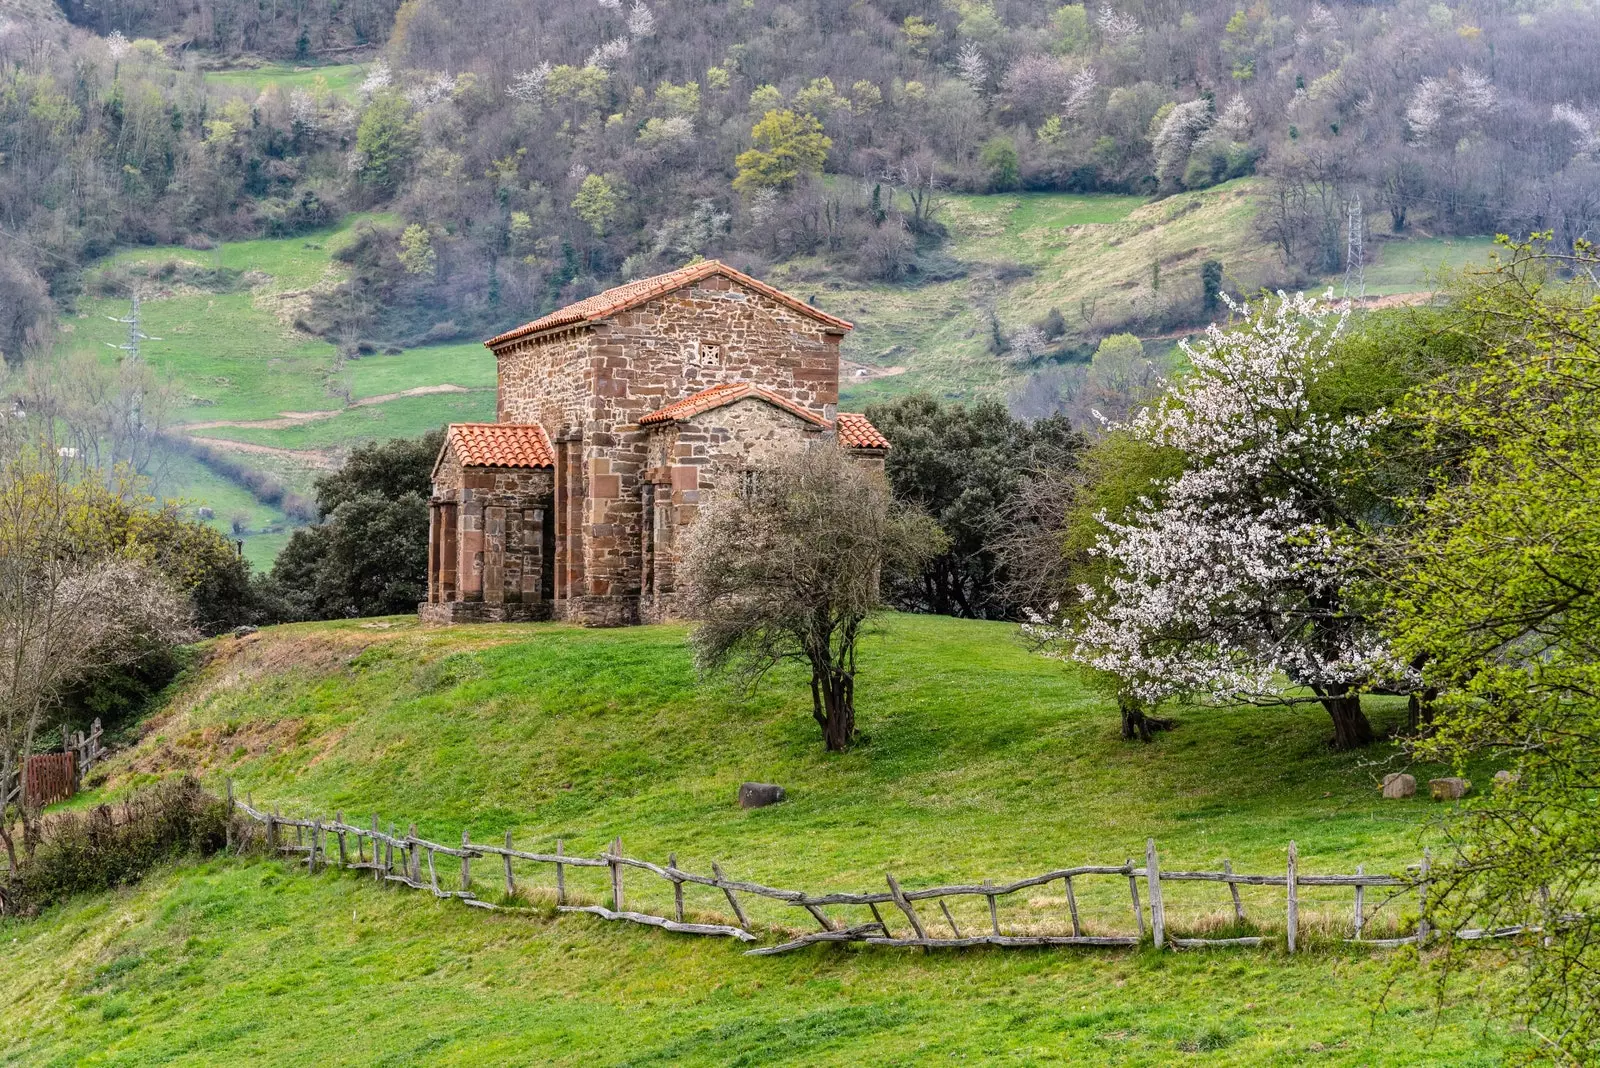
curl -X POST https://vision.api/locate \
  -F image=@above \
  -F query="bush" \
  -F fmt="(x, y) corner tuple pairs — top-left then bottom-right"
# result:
(5, 776), (228, 916)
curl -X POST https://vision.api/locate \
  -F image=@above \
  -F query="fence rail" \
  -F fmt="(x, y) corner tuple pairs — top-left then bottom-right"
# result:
(226, 783), (1539, 957)
(5, 720), (107, 809)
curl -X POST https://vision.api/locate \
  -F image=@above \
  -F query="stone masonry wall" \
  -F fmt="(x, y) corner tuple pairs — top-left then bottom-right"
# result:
(489, 274), (844, 626)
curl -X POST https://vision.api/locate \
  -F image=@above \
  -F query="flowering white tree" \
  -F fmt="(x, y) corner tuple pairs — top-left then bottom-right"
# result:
(1029, 291), (1403, 748)
(955, 43), (989, 93)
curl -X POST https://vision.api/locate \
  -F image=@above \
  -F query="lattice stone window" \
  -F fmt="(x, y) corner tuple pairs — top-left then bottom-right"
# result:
(686, 338), (721, 367)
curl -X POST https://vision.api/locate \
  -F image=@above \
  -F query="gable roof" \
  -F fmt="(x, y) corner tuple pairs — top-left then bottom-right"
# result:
(835, 411), (890, 451)
(434, 422), (554, 479)
(484, 260), (853, 348)
(638, 382), (831, 429)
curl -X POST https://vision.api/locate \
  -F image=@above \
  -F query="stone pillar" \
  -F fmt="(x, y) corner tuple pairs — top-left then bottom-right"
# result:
(460, 498), (484, 602)
(523, 508), (543, 603)
(440, 502), (459, 601)
(427, 502), (440, 604)
(484, 505), (506, 604)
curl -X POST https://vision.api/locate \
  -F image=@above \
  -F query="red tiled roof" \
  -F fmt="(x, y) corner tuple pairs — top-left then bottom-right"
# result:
(442, 422), (554, 469)
(835, 412), (890, 450)
(484, 260), (853, 347)
(638, 382), (831, 429)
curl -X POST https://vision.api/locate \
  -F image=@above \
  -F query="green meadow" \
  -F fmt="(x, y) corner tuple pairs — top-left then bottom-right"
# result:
(2, 614), (1519, 1065)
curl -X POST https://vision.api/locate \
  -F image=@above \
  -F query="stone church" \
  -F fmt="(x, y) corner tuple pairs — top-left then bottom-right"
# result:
(420, 260), (890, 626)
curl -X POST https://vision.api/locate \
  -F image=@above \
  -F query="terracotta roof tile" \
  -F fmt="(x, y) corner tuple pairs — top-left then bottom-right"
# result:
(444, 422), (554, 468)
(835, 412), (890, 450)
(639, 382), (831, 428)
(485, 260), (853, 347)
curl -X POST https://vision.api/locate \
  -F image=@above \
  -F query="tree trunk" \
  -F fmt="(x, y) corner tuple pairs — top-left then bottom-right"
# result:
(813, 666), (856, 751)
(1120, 695), (1152, 742)
(1321, 690), (1374, 750)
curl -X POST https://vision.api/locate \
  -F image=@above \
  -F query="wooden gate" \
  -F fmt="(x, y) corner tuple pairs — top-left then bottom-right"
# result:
(24, 753), (75, 807)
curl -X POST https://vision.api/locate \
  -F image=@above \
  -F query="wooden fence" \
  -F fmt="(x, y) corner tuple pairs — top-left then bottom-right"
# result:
(5, 720), (107, 810)
(228, 784), (1544, 956)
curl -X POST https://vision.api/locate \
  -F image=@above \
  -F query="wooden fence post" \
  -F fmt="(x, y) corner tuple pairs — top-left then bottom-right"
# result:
(308, 819), (320, 874)
(503, 830), (515, 898)
(985, 879), (1000, 936)
(407, 824), (420, 884)
(1286, 841), (1299, 954)
(1126, 859), (1145, 939)
(711, 861), (749, 929)
(610, 837), (624, 911)
(1353, 864), (1365, 940)
(460, 829), (471, 893)
(939, 900), (963, 938)
(555, 839), (566, 905)
(1146, 839), (1165, 949)
(670, 852), (684, 922)
(1064, 874), (1082, 936)
(336, 811), (348, 868)
(427, 848), (440, 895)
(1416, 849), (1430, 946)
(885, 872), (928, 942)
(224, 779), (234, 853)
(1224, 859), (1245, 923)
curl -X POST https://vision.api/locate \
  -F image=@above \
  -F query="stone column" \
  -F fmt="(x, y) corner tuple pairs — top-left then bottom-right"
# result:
(427, 502), (440, 604)
(440, 502), (459, 601)
(484, 505), (506, 605)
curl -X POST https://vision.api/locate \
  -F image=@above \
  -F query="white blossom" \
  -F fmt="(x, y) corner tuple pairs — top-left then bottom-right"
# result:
(1029, 291), (1407, 706)
(597, 0), (622, 9)
(507, 63), (551, 104)
(627, 0), (655, 37)
(1407, 68), (1495, 144)
(1552, 103), (1600, 156)
(289, 89), (317, 131)
(404, 71), (456, 109)
(586, 37), (630, 70)
(1062, 67), (1098, 118)
(1152, 98), (1213, 187)
(1096, 7), (1141, 46)
(955, 42), (989, 92)
(359, 60), (392, 98)
(1214, 95), (1252, 141)
(105, 30), (130, 59)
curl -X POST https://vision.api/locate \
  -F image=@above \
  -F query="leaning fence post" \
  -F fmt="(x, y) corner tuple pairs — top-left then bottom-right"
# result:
(503, 830), (515, 898)
(1353, 864), (1365, 940)
(1286, 841), (1299, 954)
(1126, 859), (1145, 939)
(1416, 849), (1430, 946)
(407, 824), (420, 884)
(1064, 874), (1082, 936)
(711, 861), (749, 929)
(670, 852), (684, 922)
(460, 828), (472, 894)
(336, 811), (348, 868)
(1223, 859), (1245, 923)
(984, 879), (1000, 936)
(308, 819), (320, 874)
(885, 872), (928, 943)
(555, 839), (566, 905)
(225, 779), (235, 853)
(1146, 839), (1166, 949)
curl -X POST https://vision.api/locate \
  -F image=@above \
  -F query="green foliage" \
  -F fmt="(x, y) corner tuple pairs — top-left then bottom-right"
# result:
(1384, 240), (1600, 1059)
(1050, 3), (1091, 53)
(732, 110), (831, 193)
(1200, 259), (1224, 313)
(7, 776), (227, 915)
(354, 93), (419, 196)
(979, 136), (1021, 192)
(263, 430), (441, 619)
(571, 174), (622, 237)
(396, 224), (436, 275)
(865, 393), (1082, 619)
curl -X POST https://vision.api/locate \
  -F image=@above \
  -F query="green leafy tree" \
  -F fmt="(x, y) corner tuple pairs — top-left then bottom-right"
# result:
(1386, 239), (1600, 1057)
(264, 430), (442, 620)
(979, 135), (1020, 191)
(865, 393), (1083, 619)
(571, 173), (622, 237)
(354, 92), (419, 197)
(733, 109), (831, 193)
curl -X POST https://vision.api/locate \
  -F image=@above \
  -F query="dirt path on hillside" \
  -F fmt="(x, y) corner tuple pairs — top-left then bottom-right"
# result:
(179, 383), (480, 431)
(185, 437), (341, 467)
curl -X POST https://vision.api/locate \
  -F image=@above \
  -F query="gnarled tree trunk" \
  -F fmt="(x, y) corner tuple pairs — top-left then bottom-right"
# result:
(811, 666), (856, 751)
(1316, 686), (1374, 749)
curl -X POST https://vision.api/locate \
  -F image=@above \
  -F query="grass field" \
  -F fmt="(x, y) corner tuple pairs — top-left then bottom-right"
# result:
(55, 216), (493, 562)
(0, 614), (1519, 1064)
(202, 61), (370, 98)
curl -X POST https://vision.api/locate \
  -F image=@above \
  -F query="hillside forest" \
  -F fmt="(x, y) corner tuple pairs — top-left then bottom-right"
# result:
(5, 0), (1600, 368)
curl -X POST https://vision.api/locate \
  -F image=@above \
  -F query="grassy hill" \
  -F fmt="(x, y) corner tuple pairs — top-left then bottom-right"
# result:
(1, 614), (1520, 1064)
(59, 190), (1497, 570)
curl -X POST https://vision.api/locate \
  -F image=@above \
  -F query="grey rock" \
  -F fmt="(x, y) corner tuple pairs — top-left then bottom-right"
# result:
(232, 625), (259, 638)
(738, 782), (786, 809)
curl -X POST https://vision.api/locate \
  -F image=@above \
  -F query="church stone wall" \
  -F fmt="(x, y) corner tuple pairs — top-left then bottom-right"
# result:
(489, 276), (844, 626)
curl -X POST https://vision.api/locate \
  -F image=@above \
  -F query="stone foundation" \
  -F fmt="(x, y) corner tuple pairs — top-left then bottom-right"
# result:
(418, 600), (553, 625)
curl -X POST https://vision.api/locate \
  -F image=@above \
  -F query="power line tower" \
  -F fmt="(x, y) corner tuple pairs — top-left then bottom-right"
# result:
(1341, 194), (1365, 300)
(105, 293), (162, 435)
